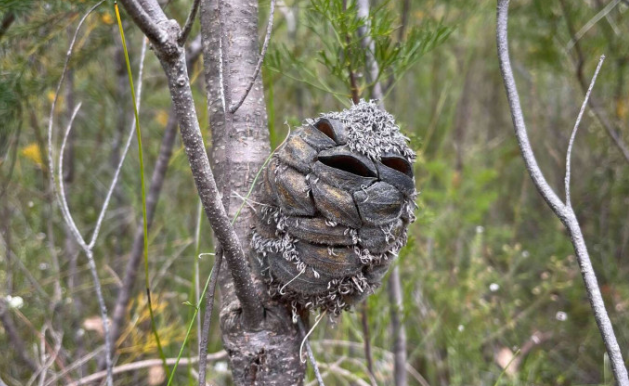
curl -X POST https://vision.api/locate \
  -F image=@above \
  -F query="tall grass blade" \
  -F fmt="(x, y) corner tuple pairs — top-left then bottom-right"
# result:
(113, 1), (169, 376)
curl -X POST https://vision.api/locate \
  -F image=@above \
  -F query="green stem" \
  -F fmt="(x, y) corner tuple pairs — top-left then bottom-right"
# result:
(113, 1), (169, 377)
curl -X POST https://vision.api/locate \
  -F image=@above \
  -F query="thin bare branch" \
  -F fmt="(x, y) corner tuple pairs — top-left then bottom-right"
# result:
(357, 0), (383, 105)
(388, 267), (408, 386)
(496, 0), (566, 216)
(496, 1), (629, 385)
(58, 103), (86, 247)
(44, 347), (105, 386)
(359, 304), (376, 386)
(0, 298), (39, 373)
(88, 38), (148, 249)
(49, 9), (149, 384)
(137, 0), (169, 24)
(178, 0), (201, 45)
(356, 1), (406, 384)
(197, 252), (223, 386)
(45, 4), (113, 384)
(0, 12), (15, 40)
(298, 317), (325, 386)
(123, 0), (265, 329)
(560, 0), (629, 165)
(106, 39), (202, 364)
(317, 362), (371, 386)
(117, 0), (166, 45)
(228, 0), (276, 113)
(68, 351), (227, 386)
(565, 55), (605, 207)
(565, 0), (620, 52)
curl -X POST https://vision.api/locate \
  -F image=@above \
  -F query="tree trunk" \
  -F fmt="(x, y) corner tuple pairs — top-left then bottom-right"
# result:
(200, 0), (305, 384)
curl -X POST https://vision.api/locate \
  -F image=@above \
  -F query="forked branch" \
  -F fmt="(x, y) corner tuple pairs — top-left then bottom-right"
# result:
(496, 1), (628, 385)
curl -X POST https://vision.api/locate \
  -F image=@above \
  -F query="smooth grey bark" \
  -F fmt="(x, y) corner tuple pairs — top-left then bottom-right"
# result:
(199, 0), (305, 383)
(496, 1), (629, 385)
(116, 0), (303, 382)
(388, 267), (408, 386)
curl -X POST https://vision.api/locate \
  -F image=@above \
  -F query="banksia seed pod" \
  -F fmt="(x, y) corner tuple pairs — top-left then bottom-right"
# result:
(252, 100), (416, 316)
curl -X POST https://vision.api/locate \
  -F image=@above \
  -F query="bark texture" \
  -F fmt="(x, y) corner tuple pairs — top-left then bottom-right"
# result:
(200, 0), (305, 383)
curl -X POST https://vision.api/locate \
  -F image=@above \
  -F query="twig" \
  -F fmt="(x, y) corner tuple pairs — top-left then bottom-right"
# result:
(49, 10), (150, 384)
(560, 0), (629, 165)
(0, 298), (39, 372)
(355, 1), (407, 384)
(45, 3), (114, 384)
(565, 0), (620, 52)
(228, 0), (276, 113)
(178, 0), (201, 45)
(89, 38), (148, 250)
(496, 1), (629, 385)
(28, 327), (62, 386)
(356, 0), (383, 106)
(298, 317), (325, 386)
(388, 267), (408, 386)
(67, 352), (227, 386)
(117, 0), (166, 45)
(106, 38), (202, 364)
(197, 252), (223, 386)
(404, 363), (431, 386)
(44, 347), (105, 386)
(565, 56), (604, 207)
(359, 304), (376, 385)
(317, 363), (371, 386)
(0, 11), (15, 40)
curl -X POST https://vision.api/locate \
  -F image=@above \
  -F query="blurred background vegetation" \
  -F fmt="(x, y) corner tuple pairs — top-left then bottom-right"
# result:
(1, 0), (629, 385)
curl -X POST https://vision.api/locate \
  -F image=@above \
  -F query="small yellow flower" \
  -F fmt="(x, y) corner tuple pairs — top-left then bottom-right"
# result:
(101, 13), (114, 25)
(155, 110), (169, 127)
(21, 143), (44, 167)
(616, 99), (628, 120)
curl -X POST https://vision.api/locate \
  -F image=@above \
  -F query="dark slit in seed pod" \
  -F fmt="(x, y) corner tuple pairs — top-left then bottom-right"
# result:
(269, 254), (332, 295)
(317, 147), (378, 178)
(294, 243), (363, 278)
(313, 118), (347, 145)
(258, 162), (279, 206)
(310, 179), (362, 229)
(284, 217), (355, 246)
(275, 165), (317, 217)
(299, 125), (337, 151)
(358, 219), (405, 254)
(353, 181), (404, 226)
(277, 134), (318, 174)
(376, 154), (416, 197)
(312, 161), (378, 193)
